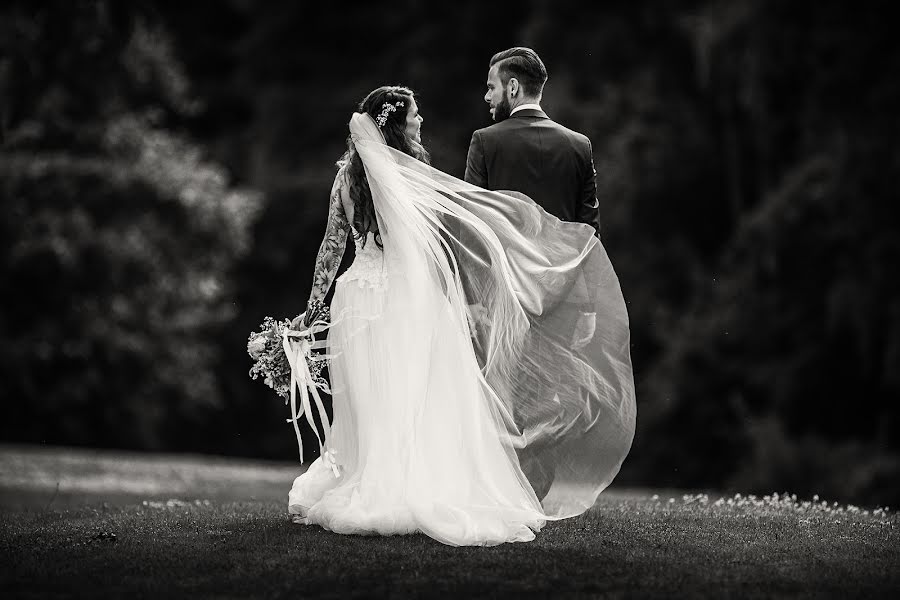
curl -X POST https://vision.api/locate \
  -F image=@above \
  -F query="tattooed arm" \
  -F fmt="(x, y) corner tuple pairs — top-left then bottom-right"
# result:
(301, 175), (350, 326)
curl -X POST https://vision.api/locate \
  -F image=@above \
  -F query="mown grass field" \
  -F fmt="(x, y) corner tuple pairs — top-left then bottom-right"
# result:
(1, 444), (897, 598)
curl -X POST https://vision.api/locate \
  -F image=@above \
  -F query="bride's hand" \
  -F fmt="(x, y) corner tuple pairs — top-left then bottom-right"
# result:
(303, 299), (327, 327)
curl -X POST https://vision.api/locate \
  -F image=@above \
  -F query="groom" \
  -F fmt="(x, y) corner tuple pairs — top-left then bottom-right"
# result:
(466, 47), (601, 500)
(464, 47), (601, 235)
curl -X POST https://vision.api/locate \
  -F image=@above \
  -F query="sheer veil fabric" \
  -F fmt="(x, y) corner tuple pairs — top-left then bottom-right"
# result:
(288, 113), (635, 546)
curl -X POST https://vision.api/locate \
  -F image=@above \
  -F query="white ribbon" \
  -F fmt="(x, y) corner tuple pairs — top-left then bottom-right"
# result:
(281, 315), (339, 469)
(322, 447), (341, 478)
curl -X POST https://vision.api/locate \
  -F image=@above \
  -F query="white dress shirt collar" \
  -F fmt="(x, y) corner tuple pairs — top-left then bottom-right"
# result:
(510, 103), (543, 116)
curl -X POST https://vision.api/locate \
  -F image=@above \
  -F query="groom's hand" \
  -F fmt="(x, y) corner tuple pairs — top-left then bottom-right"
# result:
(466, 302), (490, 332)
(572, 311), (596, 350)
(579, 139), (602, 236)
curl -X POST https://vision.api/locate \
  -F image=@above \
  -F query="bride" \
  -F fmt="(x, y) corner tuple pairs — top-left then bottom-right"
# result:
(287, 85), (635, 546)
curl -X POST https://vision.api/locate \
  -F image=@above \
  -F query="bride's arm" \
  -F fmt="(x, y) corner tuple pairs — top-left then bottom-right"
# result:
(301, 176), (350, 326)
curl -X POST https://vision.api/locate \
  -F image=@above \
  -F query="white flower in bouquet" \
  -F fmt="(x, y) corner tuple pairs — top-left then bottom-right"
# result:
(247, 335), (267, 360)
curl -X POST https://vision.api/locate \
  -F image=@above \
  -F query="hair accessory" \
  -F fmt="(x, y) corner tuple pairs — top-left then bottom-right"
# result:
(375, 101), (405, 128)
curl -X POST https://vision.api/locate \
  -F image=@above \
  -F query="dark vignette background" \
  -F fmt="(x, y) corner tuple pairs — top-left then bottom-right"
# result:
(1, 0), (898, 506)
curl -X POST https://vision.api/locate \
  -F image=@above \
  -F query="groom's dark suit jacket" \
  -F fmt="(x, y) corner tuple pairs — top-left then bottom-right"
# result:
(464, 108), (600, 234)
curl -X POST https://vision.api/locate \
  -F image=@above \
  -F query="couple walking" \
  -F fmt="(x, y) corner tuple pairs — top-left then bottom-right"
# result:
(286, 47), (635, 547)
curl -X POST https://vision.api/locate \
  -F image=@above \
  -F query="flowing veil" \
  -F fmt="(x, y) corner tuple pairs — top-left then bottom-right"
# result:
(345, 112), (635, 519)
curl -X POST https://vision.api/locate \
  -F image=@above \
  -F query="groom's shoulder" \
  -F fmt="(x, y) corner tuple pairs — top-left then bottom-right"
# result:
(475, 117), (591, 147)
(472, 119), (517, 139)
(550, 119), (592, 147)
(471, 118), (543, 145)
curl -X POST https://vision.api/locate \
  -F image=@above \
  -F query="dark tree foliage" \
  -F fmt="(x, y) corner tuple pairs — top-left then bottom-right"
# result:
(2, 0), (897, 504)
(0, 1), (259, 450)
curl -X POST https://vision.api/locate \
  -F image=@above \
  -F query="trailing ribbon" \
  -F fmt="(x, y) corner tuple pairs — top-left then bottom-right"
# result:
(281, 314), (339, 468)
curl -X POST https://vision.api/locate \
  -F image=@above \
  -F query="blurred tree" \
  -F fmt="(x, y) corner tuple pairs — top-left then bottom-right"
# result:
(625, 0), (900, 504)
(0, 1), (260, 450)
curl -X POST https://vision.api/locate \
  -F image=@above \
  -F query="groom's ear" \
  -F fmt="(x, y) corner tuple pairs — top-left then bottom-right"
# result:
(508, 78), (520, 98)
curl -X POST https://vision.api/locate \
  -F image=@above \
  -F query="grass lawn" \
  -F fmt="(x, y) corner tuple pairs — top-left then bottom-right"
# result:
(1, 444), (898, 598)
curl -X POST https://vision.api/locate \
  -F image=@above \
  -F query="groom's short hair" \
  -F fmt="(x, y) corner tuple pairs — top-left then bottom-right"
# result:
(489, 47), (548, 98)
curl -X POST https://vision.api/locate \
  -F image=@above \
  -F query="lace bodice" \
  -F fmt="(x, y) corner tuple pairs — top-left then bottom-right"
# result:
(337, 227), (387, 288)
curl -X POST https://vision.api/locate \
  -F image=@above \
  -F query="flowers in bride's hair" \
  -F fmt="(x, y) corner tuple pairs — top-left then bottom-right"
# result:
(375, 101), (405, 128)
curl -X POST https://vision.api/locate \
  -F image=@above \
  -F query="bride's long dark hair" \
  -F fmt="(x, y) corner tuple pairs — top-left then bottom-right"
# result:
(338, 86), (431, 248)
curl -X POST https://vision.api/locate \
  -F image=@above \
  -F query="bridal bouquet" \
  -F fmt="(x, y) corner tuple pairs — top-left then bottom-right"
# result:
(248, 308), (335, 462)
(247, 314), (329, 400)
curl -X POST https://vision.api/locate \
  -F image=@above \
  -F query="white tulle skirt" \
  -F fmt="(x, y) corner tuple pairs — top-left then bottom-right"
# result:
(289, 269), (546, 546)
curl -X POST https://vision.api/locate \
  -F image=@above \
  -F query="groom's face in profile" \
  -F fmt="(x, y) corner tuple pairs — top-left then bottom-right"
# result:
(484, 65), (512, 122)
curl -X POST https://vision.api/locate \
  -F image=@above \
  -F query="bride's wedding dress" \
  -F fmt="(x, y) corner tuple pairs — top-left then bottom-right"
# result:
(288, 114), (635, 546)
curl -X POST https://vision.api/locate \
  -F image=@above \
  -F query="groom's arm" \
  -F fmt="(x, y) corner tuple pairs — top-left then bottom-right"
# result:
(578, 139), (601, 236)
(465, 131), (487, 188)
